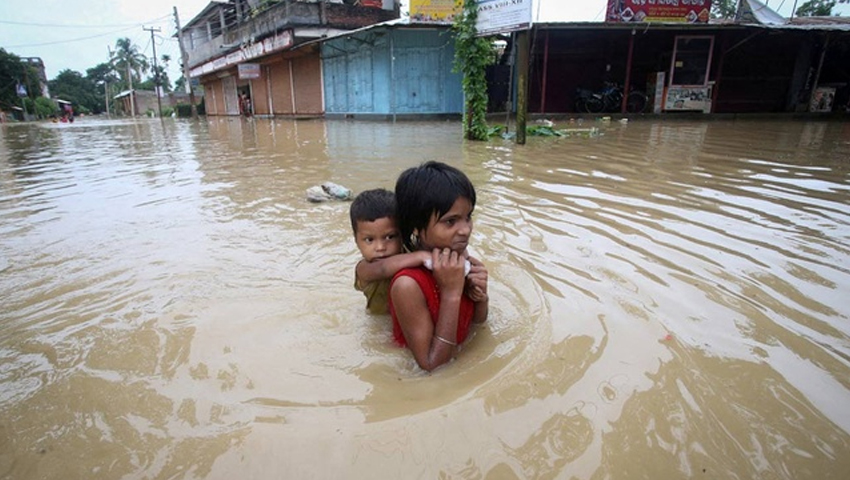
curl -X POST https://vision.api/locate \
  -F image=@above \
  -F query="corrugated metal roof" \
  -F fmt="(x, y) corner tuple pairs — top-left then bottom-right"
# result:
(287, 0), (850, 52)
(737, 0), (850, 31)
(184, 1), (230, 29)
(737, 0), (787, 26)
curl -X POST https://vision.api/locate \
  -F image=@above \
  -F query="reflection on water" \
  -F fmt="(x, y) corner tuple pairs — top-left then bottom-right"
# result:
(1, 117), (849, 478)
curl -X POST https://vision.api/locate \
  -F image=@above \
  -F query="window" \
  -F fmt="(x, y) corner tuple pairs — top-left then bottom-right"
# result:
(670, 36), (714, 87)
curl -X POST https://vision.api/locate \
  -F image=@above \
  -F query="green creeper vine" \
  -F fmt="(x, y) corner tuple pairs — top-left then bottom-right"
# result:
(453, 0), (494, 141)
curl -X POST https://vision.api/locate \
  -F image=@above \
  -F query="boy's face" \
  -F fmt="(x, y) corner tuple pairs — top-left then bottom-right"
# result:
(355, 217), (402, 262)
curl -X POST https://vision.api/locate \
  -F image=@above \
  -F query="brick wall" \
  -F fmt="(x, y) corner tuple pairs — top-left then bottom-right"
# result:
(325, 3), (398, 29)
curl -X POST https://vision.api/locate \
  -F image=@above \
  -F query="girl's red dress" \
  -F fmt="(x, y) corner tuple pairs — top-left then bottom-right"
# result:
(388, 266), (475, 347)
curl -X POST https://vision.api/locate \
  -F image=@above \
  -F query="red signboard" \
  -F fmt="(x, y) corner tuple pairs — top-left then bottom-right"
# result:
(606, 0), (712, 23)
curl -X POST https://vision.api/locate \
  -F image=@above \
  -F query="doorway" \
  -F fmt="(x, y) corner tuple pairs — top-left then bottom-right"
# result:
(237, 83), (253, 116)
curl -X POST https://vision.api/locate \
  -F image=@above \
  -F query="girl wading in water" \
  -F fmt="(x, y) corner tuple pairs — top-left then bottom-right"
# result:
(389, 161), (489, 371)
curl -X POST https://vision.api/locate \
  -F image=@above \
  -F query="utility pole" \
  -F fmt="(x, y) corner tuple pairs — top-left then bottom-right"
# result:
(22, 67), (30, 120)
(104, 81), (110, 117)
(515, 29), (529, 145)
(18, 81), (28, 120)
(144, 26), (164, 118)
(174, 6), (198, 119)
(105, 46), (112, 117)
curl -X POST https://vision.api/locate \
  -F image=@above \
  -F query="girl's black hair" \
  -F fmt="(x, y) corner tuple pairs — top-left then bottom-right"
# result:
(349, 188), (396, 234)
(395, 161), (476, 252)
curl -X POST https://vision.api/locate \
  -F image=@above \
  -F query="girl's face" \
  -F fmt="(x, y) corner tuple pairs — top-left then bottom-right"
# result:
(418, 197), (473, 254)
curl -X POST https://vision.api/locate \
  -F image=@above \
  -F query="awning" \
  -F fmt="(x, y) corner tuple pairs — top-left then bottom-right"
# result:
(113, 90), (135, 99)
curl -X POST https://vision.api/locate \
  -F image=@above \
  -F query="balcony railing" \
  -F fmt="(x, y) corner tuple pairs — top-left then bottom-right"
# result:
(184, 0), (397, 71)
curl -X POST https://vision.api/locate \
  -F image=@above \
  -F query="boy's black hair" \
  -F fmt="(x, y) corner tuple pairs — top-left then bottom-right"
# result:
(349, 188), (396, 234)
(395, 161), (476, 252)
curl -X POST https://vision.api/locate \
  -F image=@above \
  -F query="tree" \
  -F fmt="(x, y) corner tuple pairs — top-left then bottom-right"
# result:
(174, 75), (186, 93)
(110, 38), (148, 116)
(139, 54), (172, 93)
(711, 0), (738, 19)
(48, 69), (102, 114)
(111, 38), (148, 91)
(453, 0), (494, 141)
(86, 62), (120, 87)
(0, 48), (41, 113)
(796, 0), (836, 16)
(158, 54), (172, 92)
(24, 96), (58, 118)
(86, 62), (120, 115)
(796, 0), (849, 16)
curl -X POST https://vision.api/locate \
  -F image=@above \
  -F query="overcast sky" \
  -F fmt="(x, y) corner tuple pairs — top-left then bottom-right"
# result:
(1, 0), (847, 83)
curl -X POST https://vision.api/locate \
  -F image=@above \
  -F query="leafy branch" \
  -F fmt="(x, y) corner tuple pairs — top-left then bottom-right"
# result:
(452, 0), (494, 141)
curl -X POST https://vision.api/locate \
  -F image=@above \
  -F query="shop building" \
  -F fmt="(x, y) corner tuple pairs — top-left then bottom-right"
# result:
(182, 0), (399, 117)
(181, 0), (850, 119)
(319, 21), (464, 119)
(526, 0), (850, 115)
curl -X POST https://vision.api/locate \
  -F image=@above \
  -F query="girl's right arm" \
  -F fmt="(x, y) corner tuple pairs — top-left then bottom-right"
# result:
(391, 249), (466, 372)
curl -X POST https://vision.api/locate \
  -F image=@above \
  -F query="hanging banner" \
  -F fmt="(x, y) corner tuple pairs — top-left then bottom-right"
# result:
(476, 0), (533, 36)
(409, 0), (459, 23)
(606, 0), (712, 23)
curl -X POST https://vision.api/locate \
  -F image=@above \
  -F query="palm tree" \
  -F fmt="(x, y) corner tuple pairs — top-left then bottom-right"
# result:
(111, 37), (148, 116)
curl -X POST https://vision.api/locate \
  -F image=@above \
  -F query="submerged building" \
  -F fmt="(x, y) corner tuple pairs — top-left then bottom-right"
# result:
(181, 0), (399, 117)
(21, 57), (50, 99)
(179, 0), (850, 118)
(527, 0), (850, 115)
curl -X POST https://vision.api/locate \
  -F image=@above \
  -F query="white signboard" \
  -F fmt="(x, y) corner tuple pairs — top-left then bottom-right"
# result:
(476, 0), (533, 36)
(190, 30), (293, 78)
(238, 63), (261, 80)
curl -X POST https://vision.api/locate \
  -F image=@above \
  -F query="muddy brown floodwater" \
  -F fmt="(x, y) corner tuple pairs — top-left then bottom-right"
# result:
(1, 117), (849, 479)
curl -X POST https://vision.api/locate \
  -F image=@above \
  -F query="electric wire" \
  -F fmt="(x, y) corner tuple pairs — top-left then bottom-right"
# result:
(3, 15), (172, 49)
(0, 15), (170, 29)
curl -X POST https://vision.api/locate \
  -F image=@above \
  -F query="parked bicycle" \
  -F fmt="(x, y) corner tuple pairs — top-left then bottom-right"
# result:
(576, 82), (648, 114)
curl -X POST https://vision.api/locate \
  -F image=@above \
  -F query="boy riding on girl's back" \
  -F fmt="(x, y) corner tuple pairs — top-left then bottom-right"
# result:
(350, 189), (430, 314)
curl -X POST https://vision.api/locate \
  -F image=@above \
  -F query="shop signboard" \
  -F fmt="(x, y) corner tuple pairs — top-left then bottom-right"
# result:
(238, 63), (261, 80)
(665, 85), (712, 113)
(410, 0), (533, 35)
(190, 30), (293, 78)
(476, 0), (533, 36)
(606, 0), (712, 23)
(409, 0), (458, 23)
(809, 87), (835, 113)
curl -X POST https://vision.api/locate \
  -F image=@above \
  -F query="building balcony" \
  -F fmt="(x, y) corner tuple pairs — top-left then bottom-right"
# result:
(184, 0), (399, 72)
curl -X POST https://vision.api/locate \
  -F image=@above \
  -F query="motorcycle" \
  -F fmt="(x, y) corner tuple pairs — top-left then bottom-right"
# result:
(575, 82), (648, 114)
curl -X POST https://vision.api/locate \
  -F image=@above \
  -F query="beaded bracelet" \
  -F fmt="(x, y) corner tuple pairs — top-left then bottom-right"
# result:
(434, 334), (457, 346)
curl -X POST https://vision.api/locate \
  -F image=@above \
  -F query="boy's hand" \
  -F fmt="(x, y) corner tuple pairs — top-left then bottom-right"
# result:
(465, 256), (488, 303)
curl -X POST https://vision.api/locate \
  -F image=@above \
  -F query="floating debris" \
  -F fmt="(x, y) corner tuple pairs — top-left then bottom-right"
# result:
(306, 182), (353, 202)
(491, 124), (601, 139)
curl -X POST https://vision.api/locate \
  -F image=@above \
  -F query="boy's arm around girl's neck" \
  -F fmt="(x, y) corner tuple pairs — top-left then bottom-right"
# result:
(356, 251), (431, 283)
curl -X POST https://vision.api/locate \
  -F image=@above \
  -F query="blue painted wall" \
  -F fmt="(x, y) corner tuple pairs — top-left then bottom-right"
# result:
(322, 27), (463, 115)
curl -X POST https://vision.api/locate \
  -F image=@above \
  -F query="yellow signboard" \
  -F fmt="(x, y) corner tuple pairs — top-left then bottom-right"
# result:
(409, 0), (460, 23)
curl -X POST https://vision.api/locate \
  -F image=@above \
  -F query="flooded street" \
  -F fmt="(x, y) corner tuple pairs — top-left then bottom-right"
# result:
(1, 116), (849, 479)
